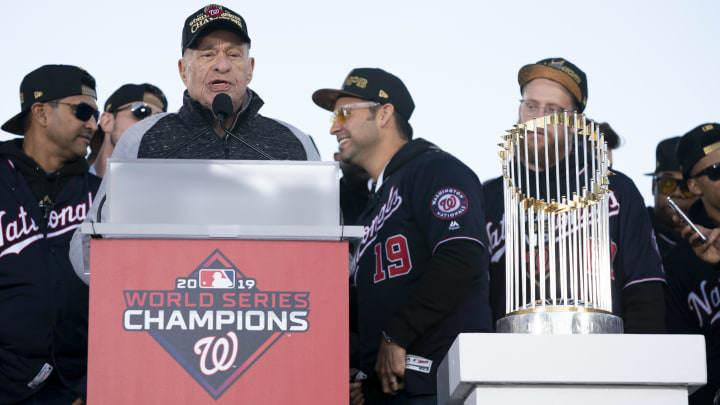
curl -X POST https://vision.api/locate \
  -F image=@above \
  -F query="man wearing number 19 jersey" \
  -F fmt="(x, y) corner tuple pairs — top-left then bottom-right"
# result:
(313, 68), (492, 404)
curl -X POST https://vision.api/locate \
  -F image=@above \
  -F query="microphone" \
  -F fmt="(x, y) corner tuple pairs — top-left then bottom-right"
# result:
(214, 93), (275, 160)
(212, 93), (233, 121)
(162, 93), (230, 158)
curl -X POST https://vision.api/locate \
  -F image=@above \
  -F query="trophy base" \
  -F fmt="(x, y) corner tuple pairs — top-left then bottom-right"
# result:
(496, 308), (624, 334)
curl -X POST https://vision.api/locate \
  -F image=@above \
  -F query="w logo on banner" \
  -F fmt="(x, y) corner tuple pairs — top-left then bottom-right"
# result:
(199, 269), (235, 288)
(194, 332), (239, 375)
(122, 250), (310, 399)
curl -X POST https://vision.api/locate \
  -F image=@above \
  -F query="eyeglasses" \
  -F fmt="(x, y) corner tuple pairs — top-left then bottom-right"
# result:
(51, 101), (99, 123)
(519, 100), (569, 118)
(655, 176), (695, 198)
(691, 162), (720, 182)
(331, 101), (379, 125)
(114, 102), (155, 120)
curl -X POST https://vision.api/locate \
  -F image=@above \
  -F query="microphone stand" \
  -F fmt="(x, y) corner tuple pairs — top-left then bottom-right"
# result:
(219, 122), (275, 160)
(162, 116), (223, 158)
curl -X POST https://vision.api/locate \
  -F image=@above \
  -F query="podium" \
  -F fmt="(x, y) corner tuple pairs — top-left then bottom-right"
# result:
(437, 333), (707, 405)
(83, 159), (362, 403)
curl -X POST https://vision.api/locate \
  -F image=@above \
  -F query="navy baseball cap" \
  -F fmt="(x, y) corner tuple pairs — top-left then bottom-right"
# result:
(103, 83), (167, 113)
(312, 67), (415, 121)
(518, 57), (588, 112)
(89, 83), (168, 164)
(2, 64), (97, 135)
(676, 123), (720, 179)
(645, 136), (682, 176)
(182, 4), (250, 55)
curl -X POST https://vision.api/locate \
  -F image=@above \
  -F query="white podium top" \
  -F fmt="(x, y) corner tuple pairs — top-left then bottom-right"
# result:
(105, 159), (340, 227)
(80, 223), (364, 240)
(438, 333), (707, 404)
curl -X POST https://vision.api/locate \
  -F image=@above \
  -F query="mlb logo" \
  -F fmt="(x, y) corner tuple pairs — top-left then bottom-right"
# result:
(199, 269), (235, 288)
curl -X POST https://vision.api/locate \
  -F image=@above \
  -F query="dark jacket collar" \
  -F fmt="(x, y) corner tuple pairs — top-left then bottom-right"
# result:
(178, 89), (264, 132)
(382, 138), (440, 183)
(0, 138), (89, 178)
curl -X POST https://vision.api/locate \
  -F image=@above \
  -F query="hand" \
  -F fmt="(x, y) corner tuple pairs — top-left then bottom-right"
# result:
(681, 225), (720, 265)
(375, 339), (406, 395)
(349, 368), (364, 405)
(72, 399), (85, 405)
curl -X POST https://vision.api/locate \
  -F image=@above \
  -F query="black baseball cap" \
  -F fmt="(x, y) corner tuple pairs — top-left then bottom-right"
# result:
(312, 68), (415, 121)
(518, 57), (588, 112)
(645, 136), (682, 176)
(2, 64), (97, 135)
(182, 4), (249, 55)
(89, 83), (168, 163)
(676, 123), (720, 179)
(103, 83), (168, 113)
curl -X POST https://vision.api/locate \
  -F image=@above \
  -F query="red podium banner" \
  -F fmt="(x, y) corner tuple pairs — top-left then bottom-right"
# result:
(87, 239), (349, 403)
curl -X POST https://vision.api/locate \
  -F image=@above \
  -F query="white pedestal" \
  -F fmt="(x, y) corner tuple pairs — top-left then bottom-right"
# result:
(437, 334), (706, 405)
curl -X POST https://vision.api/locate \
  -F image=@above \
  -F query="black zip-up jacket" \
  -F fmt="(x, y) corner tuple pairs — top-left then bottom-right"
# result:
(352, 139), (492, 399)
(135, 90), (319, 160)
(0, 139), (100, 402)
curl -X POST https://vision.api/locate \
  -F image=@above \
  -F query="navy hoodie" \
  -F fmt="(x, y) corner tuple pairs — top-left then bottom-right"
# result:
(0, 139), (100, 402)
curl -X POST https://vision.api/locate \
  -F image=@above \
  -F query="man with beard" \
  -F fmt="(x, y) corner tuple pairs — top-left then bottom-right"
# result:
(334, 151), (371, 226)
(483, 58), (666, 332)
(0, 64), (101, 404)
(314, 67), (492, 404)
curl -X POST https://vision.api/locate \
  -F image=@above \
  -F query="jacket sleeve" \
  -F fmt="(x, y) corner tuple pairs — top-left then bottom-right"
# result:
(379, 156), (489, 348)
(383, 239), (484, 348)
(610, 173), (666, 331)
(621, 281), (666, 333)
(272, 118), (321, 161)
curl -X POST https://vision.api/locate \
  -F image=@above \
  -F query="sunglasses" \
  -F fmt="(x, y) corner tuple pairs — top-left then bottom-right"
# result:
(114, 102), (155, 120)
(655, 176), (695, 198)
(691, 162), (720, 182)
(331, 101), (379, 125)
(52, 101), (100, 122)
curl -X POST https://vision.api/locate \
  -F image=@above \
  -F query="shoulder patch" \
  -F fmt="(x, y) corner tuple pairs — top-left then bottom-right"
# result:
(431, 187), (468, 219)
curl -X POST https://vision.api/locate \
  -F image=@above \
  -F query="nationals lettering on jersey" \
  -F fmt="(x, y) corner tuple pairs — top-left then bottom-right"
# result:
(355, 185), (403, 264)
(486, 192), (620, 265)
(688, 279), (720, 328)
(351, 139), (492, 396)
(0, 192), (92, 258)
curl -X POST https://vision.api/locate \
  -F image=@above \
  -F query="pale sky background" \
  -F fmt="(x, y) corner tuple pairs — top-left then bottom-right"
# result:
(1, 0), (718, 205)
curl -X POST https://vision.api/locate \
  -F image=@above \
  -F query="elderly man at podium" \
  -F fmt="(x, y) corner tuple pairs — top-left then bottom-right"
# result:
(313, 68), (493, 404)
(70, 4), (319, 281)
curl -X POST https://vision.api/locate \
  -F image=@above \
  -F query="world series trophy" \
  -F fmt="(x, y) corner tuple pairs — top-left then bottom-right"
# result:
(496, 111), (623, 334)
